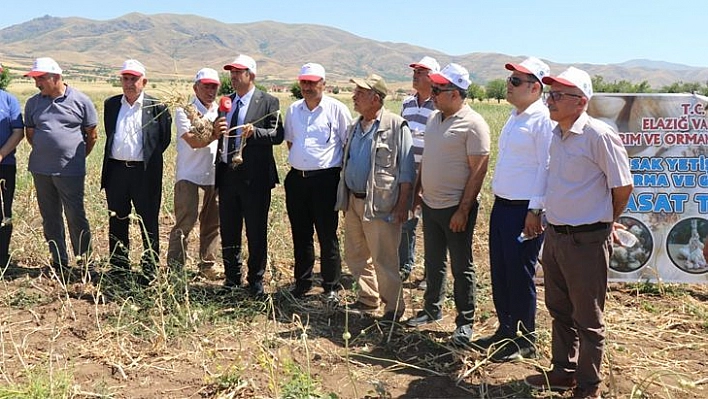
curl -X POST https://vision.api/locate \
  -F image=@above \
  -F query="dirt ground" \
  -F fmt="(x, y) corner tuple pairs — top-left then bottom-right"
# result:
(1, 251), (706, 399)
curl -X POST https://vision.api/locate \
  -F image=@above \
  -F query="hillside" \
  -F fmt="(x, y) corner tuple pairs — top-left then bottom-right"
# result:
(0, 13), (706, 87)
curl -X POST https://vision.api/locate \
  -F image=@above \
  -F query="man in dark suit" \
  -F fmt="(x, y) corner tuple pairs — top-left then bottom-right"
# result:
(101, 59), (172, 280)
(214, 54), (284, 297)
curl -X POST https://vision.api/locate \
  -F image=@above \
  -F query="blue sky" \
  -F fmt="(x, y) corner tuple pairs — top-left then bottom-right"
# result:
(2, 1), (705, 68)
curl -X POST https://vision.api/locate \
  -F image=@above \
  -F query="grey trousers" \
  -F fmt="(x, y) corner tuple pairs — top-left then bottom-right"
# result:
(32, 173), (91, 267)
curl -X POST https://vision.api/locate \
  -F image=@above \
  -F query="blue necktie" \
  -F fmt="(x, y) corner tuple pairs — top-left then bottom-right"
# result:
(227, 99), (242, 163)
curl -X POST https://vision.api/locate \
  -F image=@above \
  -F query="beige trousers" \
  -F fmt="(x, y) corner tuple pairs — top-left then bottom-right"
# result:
(344, 194), (404, 314)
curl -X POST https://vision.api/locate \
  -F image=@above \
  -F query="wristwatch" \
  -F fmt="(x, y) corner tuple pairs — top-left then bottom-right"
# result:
(528, 209), (542, 216)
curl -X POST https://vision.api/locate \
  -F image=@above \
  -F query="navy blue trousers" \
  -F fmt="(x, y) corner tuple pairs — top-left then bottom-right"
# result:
(488, 199), (542, 337)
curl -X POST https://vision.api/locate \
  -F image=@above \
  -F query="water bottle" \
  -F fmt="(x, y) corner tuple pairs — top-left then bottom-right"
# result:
(517, 232), (534, 243)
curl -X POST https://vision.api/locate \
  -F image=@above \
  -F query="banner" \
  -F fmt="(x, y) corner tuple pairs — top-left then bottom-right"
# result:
(588, 93), (708, 283)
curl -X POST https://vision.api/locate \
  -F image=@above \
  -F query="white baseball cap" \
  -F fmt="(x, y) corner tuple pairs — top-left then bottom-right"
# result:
(223, 54), (257, 75)
(25, 57), (62, 77)
(429, 63), (471, 90)
(542, 66), (593, 99)
(298, 63), (325, 81)
(505, 57), (550, 84)
(120, 59), (146, 77)
(194, 68), (220, 84)
(409, 56), (440, 73)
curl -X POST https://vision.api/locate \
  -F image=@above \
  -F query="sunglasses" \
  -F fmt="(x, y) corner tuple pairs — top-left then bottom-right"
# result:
(546, 91), (584, 102)
(507, 76), (537, 87)
(431, 86), (457, 95)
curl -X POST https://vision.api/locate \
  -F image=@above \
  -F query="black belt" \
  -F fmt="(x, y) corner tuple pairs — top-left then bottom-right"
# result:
(550, 222), (609, 235)
(110, 158), (143, 168)
(290, 167), (340, 178)
(494, 196), (529, 206)
(352, 192), (366, 199)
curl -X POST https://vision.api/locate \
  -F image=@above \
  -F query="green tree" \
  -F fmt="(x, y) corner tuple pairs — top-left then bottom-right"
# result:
(218, 73), (232, 96)
(290, 81), (302, 99)
(467, 83), (485, 102)
(0, 66), (10, 90)
(485, 79), (506, 103)
(218, 73), (267, 95)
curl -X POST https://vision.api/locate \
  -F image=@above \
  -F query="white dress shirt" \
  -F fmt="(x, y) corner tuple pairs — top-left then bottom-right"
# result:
(111, 92), (145, 161)
(284, 95), (352, 170)
(491, 98), (555, 210)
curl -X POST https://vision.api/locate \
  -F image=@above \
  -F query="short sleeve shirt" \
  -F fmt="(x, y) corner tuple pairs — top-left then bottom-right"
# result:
(421, 105), (491, 209)
(0, 90), (24, 165)
(24, 85), (98, 176)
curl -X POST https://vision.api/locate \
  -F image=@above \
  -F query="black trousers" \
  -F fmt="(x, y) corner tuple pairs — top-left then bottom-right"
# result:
(0, 165), (15, 264)
(105, 160), (162, 273)
(284, 167), (341, 292)
(217, 163), (271, 288)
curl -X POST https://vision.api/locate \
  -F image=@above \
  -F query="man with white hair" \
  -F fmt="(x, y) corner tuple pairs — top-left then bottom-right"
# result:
(405, 63), (491, 347)
(167, 68), (222, 279)
(102, 59), (172, 282)
(24, 57), (97, 273)
(214, 54), (284, 298)
(524, 67), (633, 399)
(399, 56), (439, 286)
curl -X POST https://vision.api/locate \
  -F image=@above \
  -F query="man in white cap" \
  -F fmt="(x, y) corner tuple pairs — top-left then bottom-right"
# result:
(0, 63), (25, 268)
(473, 57), (554, 362)
(335, 73), (414, 322)
(101, 59), (172, 283)
(213, 54), (284, 298)
(24, 57), (97, 274)
(399, 56), (439, 286)
(523, 67), (632, 399)
(404, 63), (491, 347)
(166, 68), (222, 279)
(284, 63), (352, 301)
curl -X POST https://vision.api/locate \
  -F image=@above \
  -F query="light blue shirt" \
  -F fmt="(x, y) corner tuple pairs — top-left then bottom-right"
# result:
(344, 120), (379, 193)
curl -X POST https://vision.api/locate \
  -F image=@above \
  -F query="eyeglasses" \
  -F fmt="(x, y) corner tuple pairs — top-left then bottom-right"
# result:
(546, 91), (584, 102)
(431, 86), (457, 95)
(507, 76), (537, 87)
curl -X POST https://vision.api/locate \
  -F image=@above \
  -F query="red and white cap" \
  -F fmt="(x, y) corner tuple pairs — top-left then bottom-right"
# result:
(298, 63), (325, 81)
(409, 56), (440, 72)
(429, 63), (471, 90)
(542, 66), (593, 99)
(223, 54), (257, 75)
(194, 68), (220, 84)
(120, 59), (146, 77)
(25, 57), (63, 77)
(505, 56), (550, 83)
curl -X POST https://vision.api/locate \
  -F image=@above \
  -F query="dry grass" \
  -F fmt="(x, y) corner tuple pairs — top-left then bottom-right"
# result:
(0, 81), (706, 398)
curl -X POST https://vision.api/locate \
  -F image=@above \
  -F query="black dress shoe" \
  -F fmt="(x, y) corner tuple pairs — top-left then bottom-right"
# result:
(290, 285), (311, 299)
(405, 311), (442, 327)
(471, 330), (510, 350)
(248, 282), (265, 298)
(381, 310), (403, 323)
(450, 324), (473, 347)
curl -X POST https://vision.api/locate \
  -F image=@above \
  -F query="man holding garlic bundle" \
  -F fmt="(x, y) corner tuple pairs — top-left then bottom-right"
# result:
(167, 68), (222, 280)
(213, 54), (284, 297)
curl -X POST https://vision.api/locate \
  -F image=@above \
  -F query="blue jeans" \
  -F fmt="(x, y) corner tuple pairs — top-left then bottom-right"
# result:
(398, 215), (418, 272)
(422, 202), (478, 327)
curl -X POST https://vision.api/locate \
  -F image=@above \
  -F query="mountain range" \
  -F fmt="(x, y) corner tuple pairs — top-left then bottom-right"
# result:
(0, 13), (706, 88)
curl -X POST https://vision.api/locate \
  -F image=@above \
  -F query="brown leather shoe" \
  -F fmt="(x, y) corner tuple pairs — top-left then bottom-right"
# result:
(525, 370), (576, 391)
(572, 386), (601, 399)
